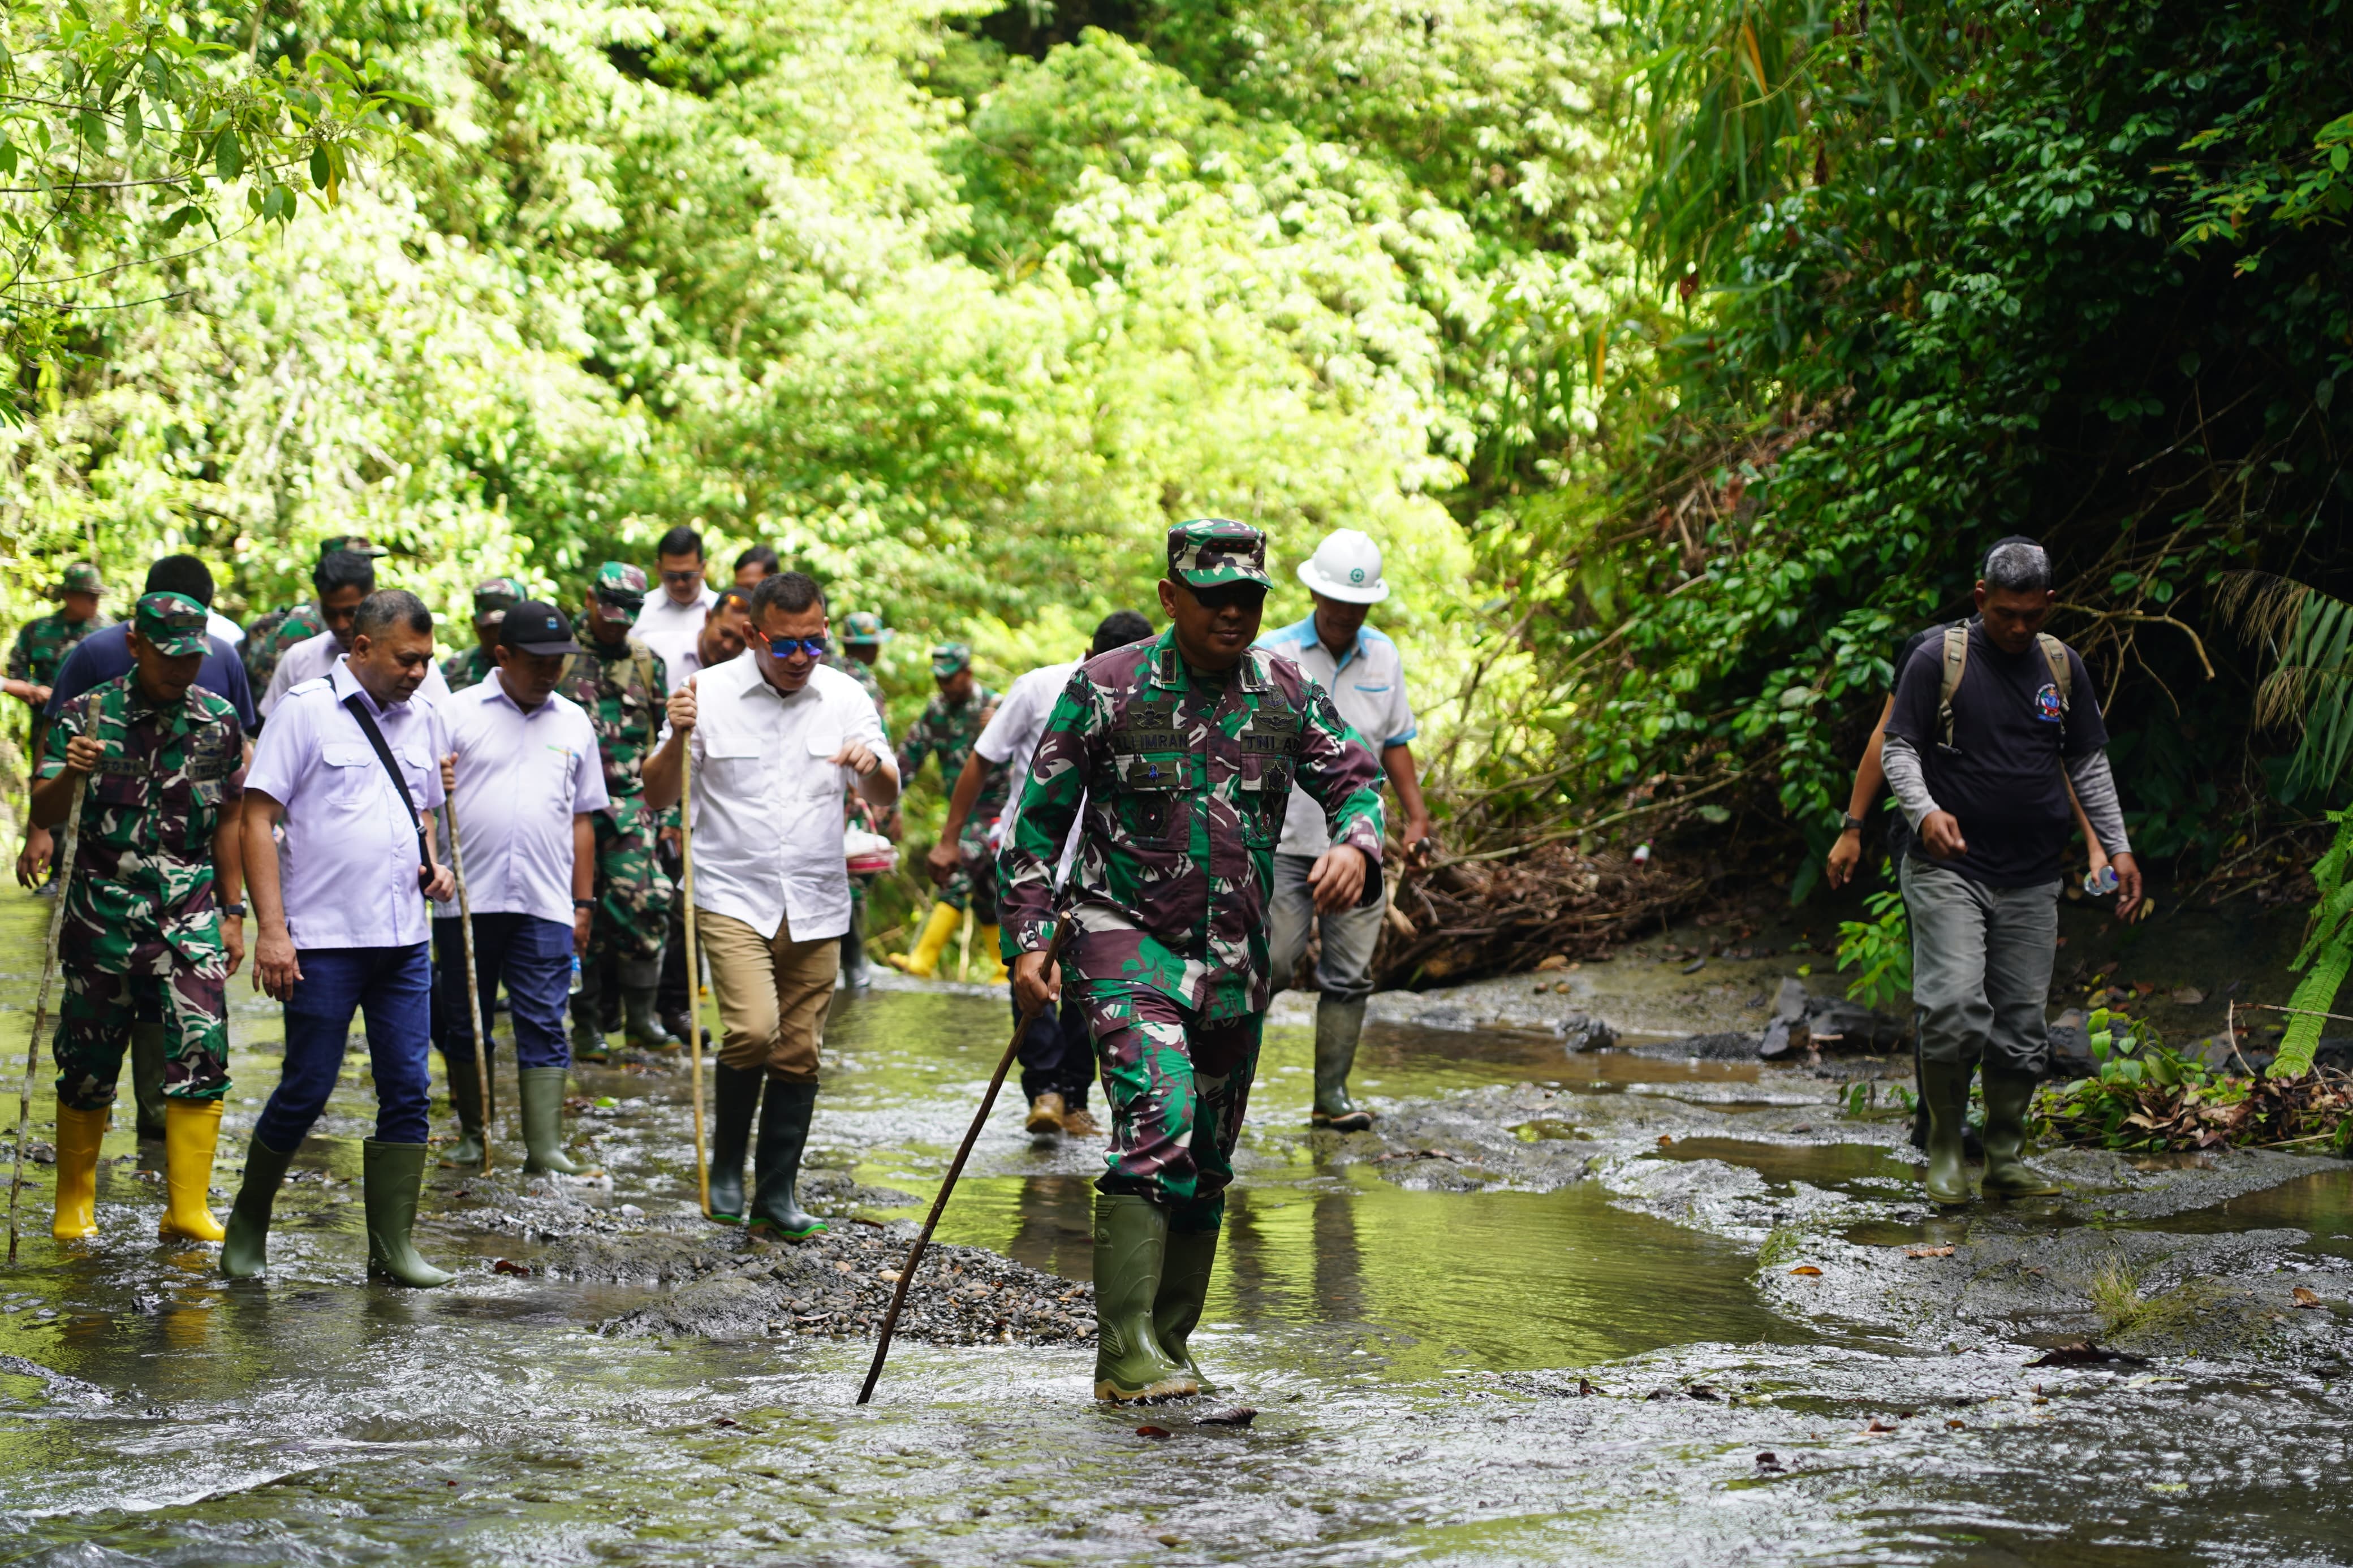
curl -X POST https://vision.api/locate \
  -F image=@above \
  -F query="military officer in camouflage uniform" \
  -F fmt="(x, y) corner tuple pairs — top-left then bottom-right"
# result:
(561, 563), (677, 1055)
(441, 575), (526, 692)
(240, 535), (385, 699)
(825, 610), (891, 988)
(8, 562), (109, 892)
(887, 642), (1005, 980)
(32, 592), (245, 1245)
(999, 520), (1385, 1402)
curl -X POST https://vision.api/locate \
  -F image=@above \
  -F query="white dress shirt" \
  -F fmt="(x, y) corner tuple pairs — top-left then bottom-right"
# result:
(429, 673), (609, 925)
(263, 630), (453, 718)
(633, 584), (717, 693)
(687, 656), (893, 943)
(1255, 616), (1415, 857)
(976, 659), (1084, 884)
(245, 660), (449, 949)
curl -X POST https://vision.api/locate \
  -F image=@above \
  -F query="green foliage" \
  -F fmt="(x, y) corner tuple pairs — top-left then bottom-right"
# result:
(2279, 809), (2353, 1077)
(1834, 886), (1910, 1010)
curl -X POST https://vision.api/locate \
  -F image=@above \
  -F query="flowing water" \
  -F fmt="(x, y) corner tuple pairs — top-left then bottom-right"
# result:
(0, 886), (2348, 1565)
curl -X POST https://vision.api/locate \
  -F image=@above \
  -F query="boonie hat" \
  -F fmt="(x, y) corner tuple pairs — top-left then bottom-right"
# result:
(1167, 519), (1272, 591)
(499, 600), (585, 656)
(321, 534), (389, 559)
(472, 575), (528, 624)
(592, 561), (647, 625)
(1295, 528), (1390, 605)
(58, 561), (105, 596)
(133, 591), (210, 658)
(839, 610), (892, 646)
(930, 641), (972, 678)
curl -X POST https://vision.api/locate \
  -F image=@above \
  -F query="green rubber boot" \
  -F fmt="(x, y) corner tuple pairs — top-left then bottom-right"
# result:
(1092, 1193), (1197, 1403)
(747, 1079), (826, 1241)
(1919, 1059), (1975, 1207)
(706, 1063), (761, 1222)
(1154, 1220), (1221, 1393)
(518, 1065), (585, 1176)
(441, 1050), (489, 1167)
(131, 1021), (169, 1141)
(221, 1134), (300, 1280)
(1979, 1065), (2059, 1196)
(620, 957), (680, 1050)
(363, 1140), (454, 1287)
(1309, 997), (1374, 1131)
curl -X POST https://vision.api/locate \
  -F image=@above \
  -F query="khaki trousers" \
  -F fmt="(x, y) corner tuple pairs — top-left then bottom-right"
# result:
(698, 909), (838, 1083)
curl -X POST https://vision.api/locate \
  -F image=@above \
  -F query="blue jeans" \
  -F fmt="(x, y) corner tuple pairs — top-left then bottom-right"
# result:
(255, 944), (433, 1149)
(434, 913), (572, 1070)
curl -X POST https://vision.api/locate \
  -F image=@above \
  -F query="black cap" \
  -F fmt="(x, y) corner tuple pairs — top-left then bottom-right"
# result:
(499, 600), (585, 656)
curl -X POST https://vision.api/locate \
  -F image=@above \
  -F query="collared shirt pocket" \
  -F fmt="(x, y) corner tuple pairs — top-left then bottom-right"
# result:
(1236, 754), (1289, 848)
(1111, 751), (1186, 847)
(320, 741), (377, 807)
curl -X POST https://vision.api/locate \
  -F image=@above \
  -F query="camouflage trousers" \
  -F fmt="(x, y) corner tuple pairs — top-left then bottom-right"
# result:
(591, 798), (673, 965)
(53, 953), (230, 1112)
(1073, 982), (1264, 1231)
(941, 813), (1001, 923)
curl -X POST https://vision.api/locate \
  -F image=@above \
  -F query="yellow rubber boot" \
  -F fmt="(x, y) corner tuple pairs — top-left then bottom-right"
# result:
(159, 1099), (227, 1242)
(885, 901), (961, 980)
(51, 1105), (108, 1241)
(974, 924), (1009, 984)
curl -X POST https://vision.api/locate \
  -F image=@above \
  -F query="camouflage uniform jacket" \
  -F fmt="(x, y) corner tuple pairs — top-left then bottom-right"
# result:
(898, 685), (1006, 812)
(40, 673), (243, 971)
(998, 628), (1385, 1021)
(441, 644), (495, 693)
(8, 611), (109, 694)
(561, 636), (668, 806)
(240, 602), (324, 697)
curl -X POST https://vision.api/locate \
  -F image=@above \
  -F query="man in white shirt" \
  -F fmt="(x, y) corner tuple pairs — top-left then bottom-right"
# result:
(257, 549), (391, 720)
(631, 525), (719, 687)
(1255, 530), (1434, 1132)
(929, 610), (1152, 1141)
(655, 586), (753, 1039)
(643, 571), (897, 1239)
(430, 602), (607, 1174)
(224, 590), (458, 1287)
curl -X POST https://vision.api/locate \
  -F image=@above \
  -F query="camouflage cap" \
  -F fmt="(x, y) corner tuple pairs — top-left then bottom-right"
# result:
(1166, 519), (1272, 591)
(472, 574), (528, 624)
(57, 561), (105, 595)
(839, 610), (891, 646)
(591, 561), (647, 625)
(321, 534), (389, 559)
(133, 591), (210, 658)
(930, 641), (972, 678)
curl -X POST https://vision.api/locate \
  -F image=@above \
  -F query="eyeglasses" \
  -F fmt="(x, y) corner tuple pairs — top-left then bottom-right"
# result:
(659, 569), (703, 586)
(753, 628), (828, 659)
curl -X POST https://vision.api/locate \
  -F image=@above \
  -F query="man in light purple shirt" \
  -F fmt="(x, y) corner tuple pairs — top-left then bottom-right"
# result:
(222, 590), (459, 1288)
(428, 601), (608, 1176)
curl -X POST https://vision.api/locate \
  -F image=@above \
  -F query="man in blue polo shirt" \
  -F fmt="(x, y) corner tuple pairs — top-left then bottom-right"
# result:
(1258, 529), (1434, 1132)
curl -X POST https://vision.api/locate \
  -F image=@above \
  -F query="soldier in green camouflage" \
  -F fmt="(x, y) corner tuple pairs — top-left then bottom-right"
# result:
(998, 520), (1385, 1402)
(561, 562), (677, 1054)
(826, 609), (893, 988)
(240, 535), (386, 698)
(441, 575), (526, 692)
(8, 561), (109, 893)
(32, 591), (246, 1245)
(886, 641), (1006, 980)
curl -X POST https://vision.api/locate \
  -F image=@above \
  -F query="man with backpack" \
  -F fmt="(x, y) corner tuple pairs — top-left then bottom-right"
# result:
(1880, 538), (2140, 1206)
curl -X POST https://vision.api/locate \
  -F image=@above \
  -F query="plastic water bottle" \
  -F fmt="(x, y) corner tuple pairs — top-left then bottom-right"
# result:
(569, 953), (584, 995)
(2083, 864), (2119, 897)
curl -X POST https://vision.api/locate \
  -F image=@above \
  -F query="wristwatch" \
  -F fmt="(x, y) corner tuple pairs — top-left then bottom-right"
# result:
(1838, 814), (1865, 835)
(221, 902), (247, 917)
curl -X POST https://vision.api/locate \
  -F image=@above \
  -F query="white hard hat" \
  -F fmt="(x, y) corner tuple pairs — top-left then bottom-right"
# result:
(1296, 528), (1390, 604)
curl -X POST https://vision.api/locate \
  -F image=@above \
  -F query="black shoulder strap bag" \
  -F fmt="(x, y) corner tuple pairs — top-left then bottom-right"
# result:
(342, 693), (433, 892)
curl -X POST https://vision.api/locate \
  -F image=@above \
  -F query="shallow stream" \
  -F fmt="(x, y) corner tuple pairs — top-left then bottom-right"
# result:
(1, 887), (2349, 1565)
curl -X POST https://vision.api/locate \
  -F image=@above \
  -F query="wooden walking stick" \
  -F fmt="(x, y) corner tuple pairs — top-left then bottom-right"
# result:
(680, 734), (709, 1214)
(9, 776), (85, 1262)
(442, 787), (495, 1173)
(859, 929), (1062, 1405)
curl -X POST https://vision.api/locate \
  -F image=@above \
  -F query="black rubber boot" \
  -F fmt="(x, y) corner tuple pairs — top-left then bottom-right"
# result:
(839, 920), (872, 991)
(363, 1140), (454, 1287)
(220, 1134), (300, 1279)
(571, 961), (610, 1063)
(441, 1049), (490, 1167)
(1979, 1065), (2059, 1196)
(620, 956), (680, 1049)
(706, 1063), (762, 1222)
(518, 1065), (585, 1176)
(1309, 997), (1374, 1131)
(131, 1021), (168, 1141)
(1154, 1220), (1221, 1392)
(747, 1079), (826, 1241)
(1092, 1193), (1196, 1402)
(1919, 1059), (1975, 1206)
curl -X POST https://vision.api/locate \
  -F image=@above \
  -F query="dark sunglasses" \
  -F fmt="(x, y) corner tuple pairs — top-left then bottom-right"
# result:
(753, 627), (828, 659)
(658, 569), (703, 586)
